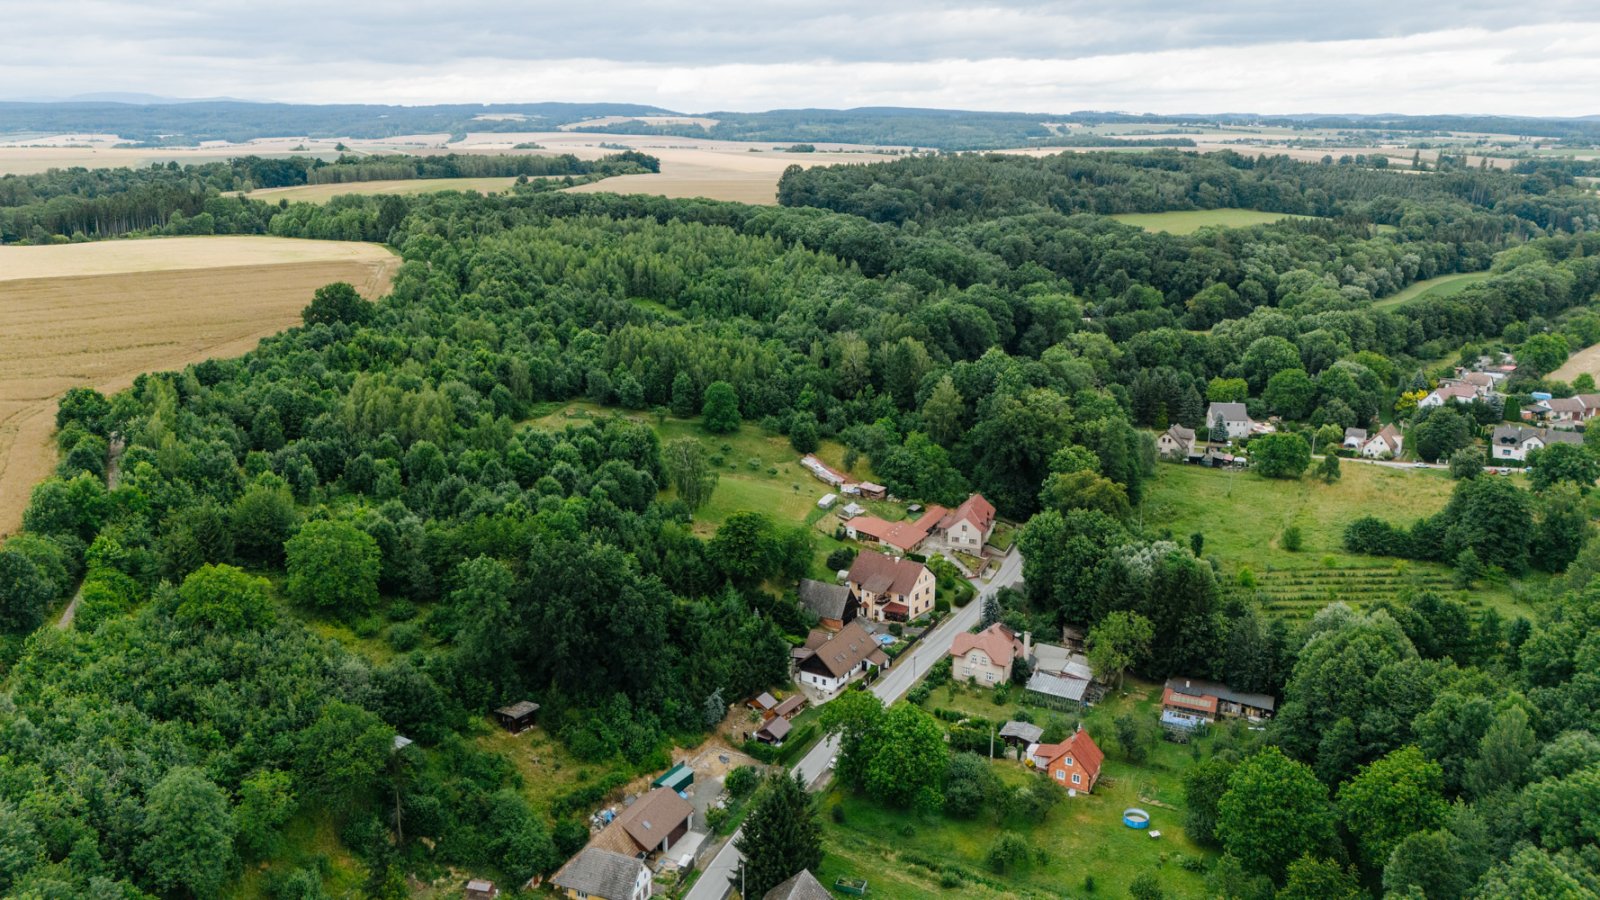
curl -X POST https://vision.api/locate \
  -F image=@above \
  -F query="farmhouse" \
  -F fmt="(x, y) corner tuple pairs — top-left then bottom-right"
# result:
(1161, 677), (1276, 731)
(793, 619), (888, 693)
(1206, 402), (1253, 439)
(1029, 728), (1104, 794)
(845, 550), (936, 622)
(845, 506), (945, 555)
(550, 847), (652, 900)
(796, 578), (858, 630)
(589, 787), (695, 858)
(933, 493), (997, 551)
(1361, 424), (1404, 459)
(948, 623), (1025, 686)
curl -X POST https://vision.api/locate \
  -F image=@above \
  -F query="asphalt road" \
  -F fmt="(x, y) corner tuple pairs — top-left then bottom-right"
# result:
(685, 548), (1025, 900)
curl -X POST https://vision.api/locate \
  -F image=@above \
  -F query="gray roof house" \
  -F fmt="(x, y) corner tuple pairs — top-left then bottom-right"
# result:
(1206, 402), (1253, 439)
(550, 847), (651, 900)
(764, 870), (834, 900)
(796, 578), (857, 627)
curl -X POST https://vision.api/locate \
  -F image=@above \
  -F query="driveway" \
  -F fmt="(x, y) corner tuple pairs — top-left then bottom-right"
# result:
(683, 548), (1025, 900)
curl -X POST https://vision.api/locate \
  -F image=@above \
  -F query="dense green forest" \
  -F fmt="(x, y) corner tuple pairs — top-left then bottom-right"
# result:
(4, 148), (1600, 895)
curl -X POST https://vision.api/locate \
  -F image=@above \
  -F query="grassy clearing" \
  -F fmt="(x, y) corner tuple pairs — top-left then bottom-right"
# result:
(815, 679), (1218, 898)
(241, 176), (531, 204)
(233, 809), (368, 898)
(526, 402), (873, 537)
(1139, 461), (1534, 618)
(1372, 270), (1492, 309)
(1109, 208), (1319, 234)
(475, 724), (639, 817)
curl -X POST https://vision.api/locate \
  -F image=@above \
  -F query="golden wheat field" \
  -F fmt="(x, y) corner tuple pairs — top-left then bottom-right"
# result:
(0, 237), (398, 537)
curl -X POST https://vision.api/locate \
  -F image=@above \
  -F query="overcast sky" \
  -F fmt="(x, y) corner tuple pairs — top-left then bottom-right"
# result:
(4, 1), (1599, 115)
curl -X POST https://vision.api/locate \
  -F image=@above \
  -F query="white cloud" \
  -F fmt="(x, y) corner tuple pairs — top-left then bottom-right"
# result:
(1, 4), (1598, 115)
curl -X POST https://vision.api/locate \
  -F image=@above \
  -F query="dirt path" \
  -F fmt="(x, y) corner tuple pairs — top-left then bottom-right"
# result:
(55, 434), (123, 630)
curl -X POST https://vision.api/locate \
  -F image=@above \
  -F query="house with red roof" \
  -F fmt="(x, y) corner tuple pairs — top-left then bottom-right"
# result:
(845, 549), (935, 622)
(845, 505), (948, 555)
(949, 623), (1026, 687)
(1029, 727), (1104, 794)
(934, 494), (997, 552)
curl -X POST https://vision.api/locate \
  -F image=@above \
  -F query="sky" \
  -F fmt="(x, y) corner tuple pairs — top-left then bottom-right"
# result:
(3, 1), (1599, 116)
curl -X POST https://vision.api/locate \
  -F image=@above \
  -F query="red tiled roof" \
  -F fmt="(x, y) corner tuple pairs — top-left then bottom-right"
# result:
(849, 508), (947, 553)
(847, 550), (929, 598)
(1161, 686), (1218, 715)
(949, 623), (1021, 666)
(939, 493), (996, 536)
(1064, 729), (1104, 779)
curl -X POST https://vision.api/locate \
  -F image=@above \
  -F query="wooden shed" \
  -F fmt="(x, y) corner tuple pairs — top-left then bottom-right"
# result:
(492, 701), (540, 733)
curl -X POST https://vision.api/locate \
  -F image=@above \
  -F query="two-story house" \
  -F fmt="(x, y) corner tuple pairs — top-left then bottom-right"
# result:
(1156, 424), (1198, 460)
(1490, 425), (1584, 462)
(551, 847), (653, 900)
(934, 493), (997, 552)
(948, 623), (1025, 686)
(1206, 402), (1253, 439)
(846, 550), (936, 622)
(1029, 727), (1104, 794)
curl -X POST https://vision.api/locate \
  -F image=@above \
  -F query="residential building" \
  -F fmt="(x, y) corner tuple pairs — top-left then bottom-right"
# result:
(1491, 425), (1584, 462)
(1156, 424), (1197, 459)
(1418, 381), (1479, 408)
(1361, 424), (1404, 459)
(1535, 393), (1600, 428)
(949, 623), (1025, 686)
(1029, 728), (1105, 793)
(796, 579), (858, 630)
(590, 787), (695, 859)
(935, 493), (998, 551)
(793, 620), (888, 693)
(1206, 402), (1253, 439)
(763, 870), (833, 900)
(1342, 427), (1367, 450)
(550, 847), (652, 900)
(845, 550), (936, 622)
(1161, 678), (1276, 730)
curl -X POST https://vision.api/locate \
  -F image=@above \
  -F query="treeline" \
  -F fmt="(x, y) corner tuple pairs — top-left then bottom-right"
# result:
(299, 151), (658, 185)
(0, 151), (658, 242)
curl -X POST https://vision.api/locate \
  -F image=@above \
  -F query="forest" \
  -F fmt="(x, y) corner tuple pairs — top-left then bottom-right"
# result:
(2, 148), (1600, 895)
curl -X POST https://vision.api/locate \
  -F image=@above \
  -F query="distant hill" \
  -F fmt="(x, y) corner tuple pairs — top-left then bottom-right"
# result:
(0, 100), (678, 145)
(3, 99), (1598, 150)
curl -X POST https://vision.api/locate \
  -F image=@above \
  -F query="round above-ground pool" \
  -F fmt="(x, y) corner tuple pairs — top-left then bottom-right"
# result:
(1123, 808), (1151, 829)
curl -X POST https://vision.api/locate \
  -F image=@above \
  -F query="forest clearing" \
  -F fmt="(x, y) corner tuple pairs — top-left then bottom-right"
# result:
(1109, 208), (1319, 233)
(0, 237), (397, 537)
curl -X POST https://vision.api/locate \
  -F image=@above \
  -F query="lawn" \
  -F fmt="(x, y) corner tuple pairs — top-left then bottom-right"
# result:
(814, 679), (1220, 898)
(475, 723), (640, 816)
(1109, 208), (1319, 234)
(1139, 461), (1535, 618)
(1372, 270), (1492, 309)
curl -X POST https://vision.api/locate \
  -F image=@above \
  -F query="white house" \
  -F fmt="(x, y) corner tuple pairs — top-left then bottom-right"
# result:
(1342, 427), (1368, 450)
(1157, 424), (1198, 459)
(1418, 382), (1479, 409)
(1490, 425), (1583, 462)
(793, 620), (887, 693)
(1206, 402), (1253, 439)
(1361, 424), (1404, 459)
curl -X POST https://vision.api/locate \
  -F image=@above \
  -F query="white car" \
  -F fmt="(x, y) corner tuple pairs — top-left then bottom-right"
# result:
(1411, 461), (1429, 468)
(829, 756), (838, 770)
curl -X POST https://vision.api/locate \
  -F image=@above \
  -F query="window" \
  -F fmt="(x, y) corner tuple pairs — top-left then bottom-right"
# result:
(1055, 769), (1065, 781)
(985, 673), (995, 682)
(1072, 773), (1082, 785)
(1065, 757), (1073, 766)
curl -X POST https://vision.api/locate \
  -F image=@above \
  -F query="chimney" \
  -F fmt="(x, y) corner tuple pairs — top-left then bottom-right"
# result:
(1185, 680), (1191, 688)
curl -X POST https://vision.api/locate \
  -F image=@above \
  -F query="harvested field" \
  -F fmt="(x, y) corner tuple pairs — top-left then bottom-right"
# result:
(1553, 340), (1600, 384)
(240, 176), (525, 204)
(0, 237), (397, 537)
(1111, 208), (1318, 233)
